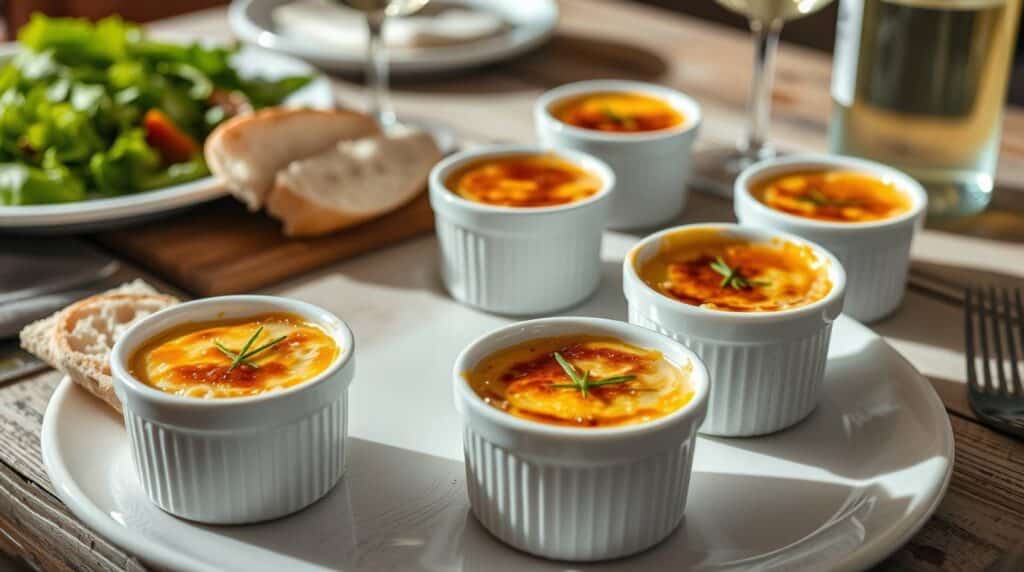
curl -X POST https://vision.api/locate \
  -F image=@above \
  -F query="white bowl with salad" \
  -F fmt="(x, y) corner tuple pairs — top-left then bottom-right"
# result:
(0, 15), (334, 234)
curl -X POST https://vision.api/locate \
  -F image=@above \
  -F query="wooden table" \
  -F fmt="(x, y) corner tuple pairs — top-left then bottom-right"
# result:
(3, 1), (1024, 570)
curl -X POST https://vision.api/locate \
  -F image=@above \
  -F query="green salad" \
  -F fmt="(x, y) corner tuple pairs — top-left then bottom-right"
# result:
(0, 14), (313, 206)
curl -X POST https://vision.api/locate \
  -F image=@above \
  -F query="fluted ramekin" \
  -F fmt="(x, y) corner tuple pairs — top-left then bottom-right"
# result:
(534, 80), (701, 230)
(429, 145), (615, 315)
(110, 295), (355, 524)
(623, 224), (845, 437)
(453, 317), (710, 561)
(735, 154), (926, 323)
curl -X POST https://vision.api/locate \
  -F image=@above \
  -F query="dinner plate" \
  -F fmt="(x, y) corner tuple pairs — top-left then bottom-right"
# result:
(0, 44), (335, 235)
(229, 0), (558, 75)
(41, 243), (953, 572)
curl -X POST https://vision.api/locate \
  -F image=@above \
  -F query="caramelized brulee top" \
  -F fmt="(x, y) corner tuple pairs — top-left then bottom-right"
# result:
(465, 335), (693, 428)
(638, 229), (831, 312)
(753, 170), (912, 223)
(447, 154), (602, 208)
(130, 313), (340, 399)
(551, 92), (685, 133)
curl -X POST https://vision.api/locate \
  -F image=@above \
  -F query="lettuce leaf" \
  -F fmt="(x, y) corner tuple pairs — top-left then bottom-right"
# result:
(0, 162), (85, 205)
(18, 14), (138, 65)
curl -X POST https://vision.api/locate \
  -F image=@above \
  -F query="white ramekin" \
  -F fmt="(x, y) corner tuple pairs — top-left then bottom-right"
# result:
(623, 223), (845, 437)
(429, 145), (615, 316)
(534, 80), (702, 230)
(110, 295), (355, 524)
(453, 317), (710, 561)
(734, 154), (927, 323)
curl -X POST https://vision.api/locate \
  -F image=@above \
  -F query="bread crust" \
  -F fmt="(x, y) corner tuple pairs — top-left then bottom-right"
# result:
(18, 281), (178, 412)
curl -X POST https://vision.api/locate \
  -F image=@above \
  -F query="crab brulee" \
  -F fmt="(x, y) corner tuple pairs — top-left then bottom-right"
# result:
(129, 312), (340, 398)
(639, 230), (831, 312)
(551, 92), (684, 133)
(466, 335), (693, 428)
(754, 170), (911, 223)
(446, 153), (602, 208)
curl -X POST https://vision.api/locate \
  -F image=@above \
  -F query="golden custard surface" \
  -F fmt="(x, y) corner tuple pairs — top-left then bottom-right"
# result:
(639, 229), (831, 312)
(448, 154), (602, 208)
(754, 170), (912, 223)
(466, 336), (693, 428)
(552, 92), (684, 133)
(130, 312), (339, 399)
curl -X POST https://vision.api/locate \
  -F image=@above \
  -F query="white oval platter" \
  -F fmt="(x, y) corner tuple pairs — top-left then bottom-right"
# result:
(41, 233), (953, 572)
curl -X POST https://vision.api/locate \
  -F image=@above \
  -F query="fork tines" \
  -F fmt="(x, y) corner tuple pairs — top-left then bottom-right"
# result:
(965, 286), (1024, 397)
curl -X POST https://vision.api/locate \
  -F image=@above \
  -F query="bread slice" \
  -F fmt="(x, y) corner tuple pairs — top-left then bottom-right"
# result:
(19, 280), (157, 368)
(19, 280), (178, 412)
(205, 108), (380, 211)
(266, 126), (442, 237)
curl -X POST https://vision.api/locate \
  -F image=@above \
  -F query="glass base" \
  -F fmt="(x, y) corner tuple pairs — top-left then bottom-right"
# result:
(913, 169), (994, 218)
(691, 145), (776, 198)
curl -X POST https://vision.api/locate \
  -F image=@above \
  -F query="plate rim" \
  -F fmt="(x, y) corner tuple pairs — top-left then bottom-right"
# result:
(0, 42), (335, 230)
(40, 315), (955, 572)
(227, 0), (560, 74)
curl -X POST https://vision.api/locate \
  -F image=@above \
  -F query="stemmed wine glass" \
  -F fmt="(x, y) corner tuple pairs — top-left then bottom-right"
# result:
(335, 0), (432, 129)
(693, 0), (835, 195)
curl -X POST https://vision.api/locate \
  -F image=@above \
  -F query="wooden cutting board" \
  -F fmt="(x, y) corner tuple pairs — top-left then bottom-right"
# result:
(93, 193), (435, 296)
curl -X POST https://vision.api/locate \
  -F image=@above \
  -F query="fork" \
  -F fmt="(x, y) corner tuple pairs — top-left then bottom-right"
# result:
(965, 286), (1024, 438)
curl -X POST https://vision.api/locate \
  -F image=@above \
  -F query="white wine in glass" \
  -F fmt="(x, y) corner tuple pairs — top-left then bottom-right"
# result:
(717, 0), (836, 22)
(334, 0), (432, 127)
(829, 0), (1021, 216)
(694, 0), (834, 194)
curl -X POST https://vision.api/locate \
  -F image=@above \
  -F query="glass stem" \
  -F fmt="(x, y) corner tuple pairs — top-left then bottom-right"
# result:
(366, 12), (396, 129)
(743, 18), (783, 160)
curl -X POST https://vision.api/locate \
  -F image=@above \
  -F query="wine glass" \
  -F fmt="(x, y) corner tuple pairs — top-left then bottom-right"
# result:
(335, 0), (432, 128)
(693, 0), (835, 195)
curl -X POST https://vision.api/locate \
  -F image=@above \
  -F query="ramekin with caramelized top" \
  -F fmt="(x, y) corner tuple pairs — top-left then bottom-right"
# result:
(429, 144), (615, 315)
(623, 224), (845, 437)
(110, 295), (355, 524)
(453, 317), (709, 561)
(535, 80), (701, 229)
(735, 154), (926, 322)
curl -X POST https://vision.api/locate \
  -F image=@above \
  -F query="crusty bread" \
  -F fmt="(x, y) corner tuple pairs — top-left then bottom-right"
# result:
(19, 280), (157, 368)
(19, 280), (179, 412)
(266, 126), (442, 237)
(205, 108), (380, 211)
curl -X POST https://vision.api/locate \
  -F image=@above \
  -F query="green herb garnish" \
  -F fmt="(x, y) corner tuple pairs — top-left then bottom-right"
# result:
(601, 107), (637, 129)
(710, 256), (770, 290)
(548, 351), (635, 398)
(798, 189), (859, 208)
(214, 326), (287, 372)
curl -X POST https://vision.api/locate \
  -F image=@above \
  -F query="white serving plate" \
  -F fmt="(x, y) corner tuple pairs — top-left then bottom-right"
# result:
(229, 0), (558, 75)
(41, 235), (953, 572)
(0, 43), (335, 234)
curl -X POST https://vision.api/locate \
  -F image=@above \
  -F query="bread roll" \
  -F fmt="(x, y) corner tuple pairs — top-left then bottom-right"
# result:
(267, 125), (442, 237)
(205, 108), (380, 210)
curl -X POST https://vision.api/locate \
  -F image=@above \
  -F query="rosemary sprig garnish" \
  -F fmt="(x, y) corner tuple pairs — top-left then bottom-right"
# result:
(214, 326), (287, 372)
(548, 351), (635, 398)
(798, 189), (859, 208)
(710, 256), (770, 290)
(601, 107), (637, 129)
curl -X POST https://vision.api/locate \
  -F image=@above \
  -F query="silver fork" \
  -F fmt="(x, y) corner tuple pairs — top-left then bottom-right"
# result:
(965, 286), (1024, 438)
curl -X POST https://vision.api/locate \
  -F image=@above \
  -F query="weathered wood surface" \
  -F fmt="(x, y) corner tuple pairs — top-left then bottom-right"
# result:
(2, 0), (1024, 570)
(94, 193), (435, 297)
